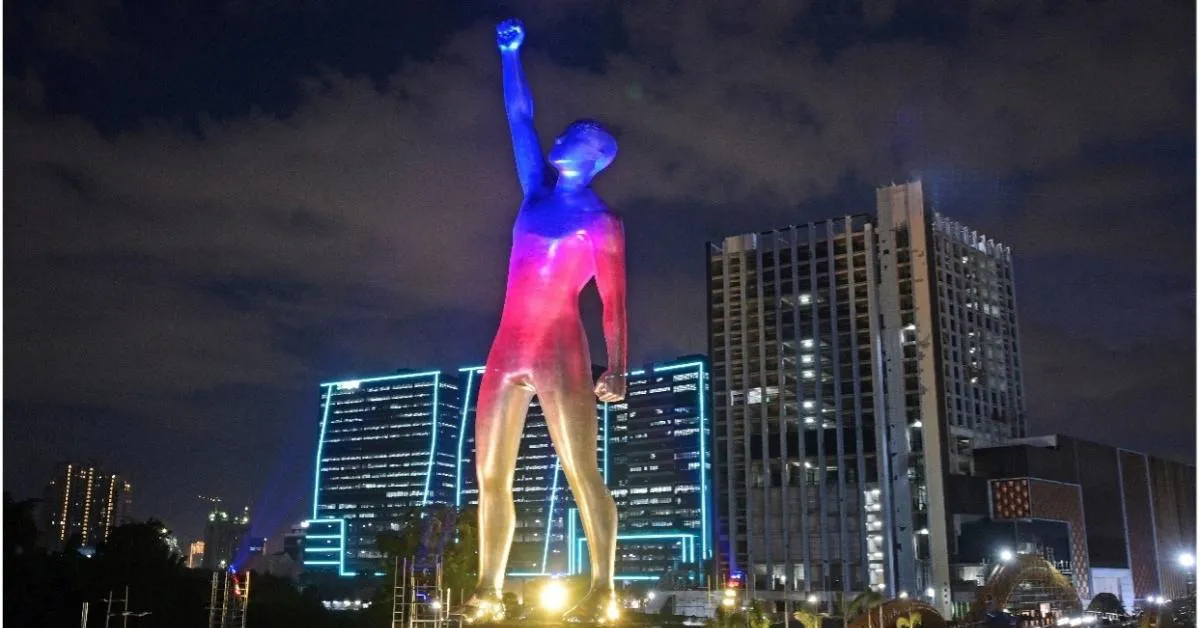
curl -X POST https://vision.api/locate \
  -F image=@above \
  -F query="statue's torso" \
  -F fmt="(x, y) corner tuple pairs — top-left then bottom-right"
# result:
(497, 188), (610, 330)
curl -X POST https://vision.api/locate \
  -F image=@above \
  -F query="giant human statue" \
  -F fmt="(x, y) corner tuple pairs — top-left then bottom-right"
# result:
(461, 18), (627, 624)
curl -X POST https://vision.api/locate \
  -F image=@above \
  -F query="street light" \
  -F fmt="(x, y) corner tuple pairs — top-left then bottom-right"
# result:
(1178, 552), (1195, 568)
(539, 581), (568, 613)
(899, 592), (909, 599)
(806, 594), (818, 604)
(925, 588), (936, 598)
(999, 549), (1014, 563)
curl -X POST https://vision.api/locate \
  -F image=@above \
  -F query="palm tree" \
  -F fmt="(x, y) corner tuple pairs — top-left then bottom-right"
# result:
(847, 590), (885, 619)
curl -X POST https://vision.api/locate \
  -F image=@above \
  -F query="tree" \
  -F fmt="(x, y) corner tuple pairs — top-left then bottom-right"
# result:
(442, 507), (479, 596)
(3, 492), (41, 557)
(847, 590), (885, 619)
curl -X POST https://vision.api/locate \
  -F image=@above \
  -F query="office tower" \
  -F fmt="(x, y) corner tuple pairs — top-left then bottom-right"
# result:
(567, 357), (712, 585)
(707, 181), (1023, 614)
(306, 369), (461, 576)
(456, 366), (582, 575)
(44, 462), (132, 549)
(202, 506), (251, 569)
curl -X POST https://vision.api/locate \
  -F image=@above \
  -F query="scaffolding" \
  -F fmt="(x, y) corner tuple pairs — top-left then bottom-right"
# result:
(392, 556), (462, 628)
(206, 569), (250, 628)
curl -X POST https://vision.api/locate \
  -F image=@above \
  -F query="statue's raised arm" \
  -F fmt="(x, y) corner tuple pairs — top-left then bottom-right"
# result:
(496, 19), (545, 197)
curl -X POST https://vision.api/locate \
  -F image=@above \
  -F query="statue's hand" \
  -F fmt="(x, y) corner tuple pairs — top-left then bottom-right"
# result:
(594, 370), (626, 403)
(496, 19), (525, 52)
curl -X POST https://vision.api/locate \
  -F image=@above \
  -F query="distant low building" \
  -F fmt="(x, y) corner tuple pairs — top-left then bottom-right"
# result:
(946, 434), (1196, 612)
(282, 524), (305, 562)
(187, 541), (206, 568)
(246, 550), (303, 581)
(201, 506), (251, 570)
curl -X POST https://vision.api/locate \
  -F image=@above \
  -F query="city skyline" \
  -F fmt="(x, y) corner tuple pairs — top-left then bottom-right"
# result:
(5, 0), (1194, 551)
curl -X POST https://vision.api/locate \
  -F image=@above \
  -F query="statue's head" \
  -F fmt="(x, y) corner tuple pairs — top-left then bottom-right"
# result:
(549, 119), (618, 183)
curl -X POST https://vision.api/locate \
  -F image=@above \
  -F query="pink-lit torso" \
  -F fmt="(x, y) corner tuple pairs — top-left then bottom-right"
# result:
(489, 191), (611, 372)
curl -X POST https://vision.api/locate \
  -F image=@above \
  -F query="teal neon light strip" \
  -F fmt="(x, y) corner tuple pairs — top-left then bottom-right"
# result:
(319, 370), (442, 387)
(651, 360), (710, 559)
(455, 368), (479, 507)
(422, 372), (441, 505)
(312, 385), (334, 519)
(305, 518), (349, 576)
(541, 457), (562, 573)
(652, 361), (704, 373)
(567, 508), (578, 574)
(602, 402), (610, 483)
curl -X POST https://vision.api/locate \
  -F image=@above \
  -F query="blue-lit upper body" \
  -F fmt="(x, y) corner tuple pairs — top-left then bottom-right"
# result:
(492, 18), (627, 399)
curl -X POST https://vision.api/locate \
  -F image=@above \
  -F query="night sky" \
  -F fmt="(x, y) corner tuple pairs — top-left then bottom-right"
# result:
(5, 0), (1195, 546)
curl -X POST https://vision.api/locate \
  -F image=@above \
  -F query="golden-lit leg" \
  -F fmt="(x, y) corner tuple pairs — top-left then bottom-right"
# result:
(536, 352), (619, 622)
(463, 370), (533, 623)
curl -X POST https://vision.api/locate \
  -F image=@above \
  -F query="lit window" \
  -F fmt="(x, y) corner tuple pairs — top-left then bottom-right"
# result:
(802, 370), (815, 380)
(799, 294), (812, 305)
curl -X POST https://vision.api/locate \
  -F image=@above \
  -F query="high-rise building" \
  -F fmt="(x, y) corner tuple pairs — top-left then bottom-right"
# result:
(43, 462), (132, 549)
(567, 357), (713, 585)
(306, 369), (461, 576)
(202, 506), (250, 569)
(707, 181), (1023, 614)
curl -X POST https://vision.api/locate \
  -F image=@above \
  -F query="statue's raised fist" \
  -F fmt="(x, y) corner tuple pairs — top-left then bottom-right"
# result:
(496, 19), (525, 51)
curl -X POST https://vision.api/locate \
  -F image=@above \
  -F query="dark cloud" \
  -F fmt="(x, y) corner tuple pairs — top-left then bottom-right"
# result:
(4, 0), (1193, 542)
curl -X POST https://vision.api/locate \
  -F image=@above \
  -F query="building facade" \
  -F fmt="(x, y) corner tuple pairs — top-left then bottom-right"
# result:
(568, 357), (712, 585)
(707, 181), (1024, 614)
(961, 435), (1197, 609)
(43, 462), (132, 549)
(306, 370), (461, 576)
(187, 540), (206, 568)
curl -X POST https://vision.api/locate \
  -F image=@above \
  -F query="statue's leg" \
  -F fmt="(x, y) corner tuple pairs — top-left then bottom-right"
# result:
(467, 369), (533, 619)
(535, 350), (618, 621)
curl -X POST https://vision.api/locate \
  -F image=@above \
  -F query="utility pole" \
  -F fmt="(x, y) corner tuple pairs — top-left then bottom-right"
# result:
(103, 589), (124, 628)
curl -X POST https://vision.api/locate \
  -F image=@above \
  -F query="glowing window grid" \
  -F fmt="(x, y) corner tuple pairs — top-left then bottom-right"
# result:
(311, 370), (455, 575)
